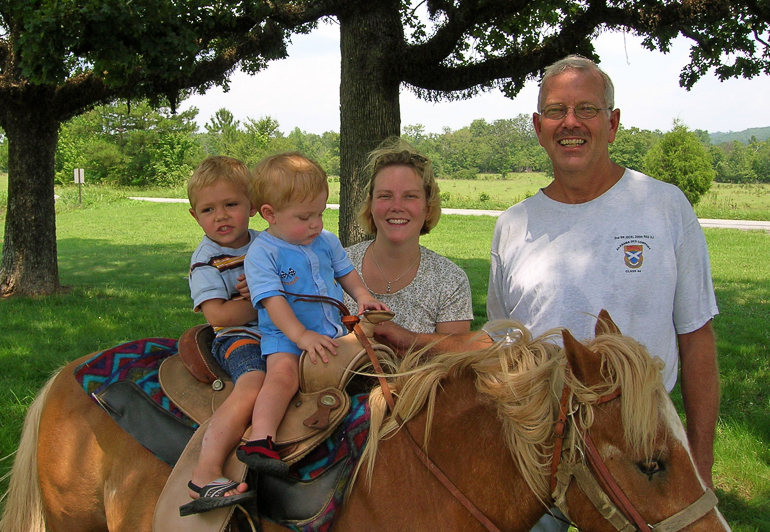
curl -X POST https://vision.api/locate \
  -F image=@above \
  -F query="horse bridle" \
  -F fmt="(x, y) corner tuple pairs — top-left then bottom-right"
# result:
(549, 380), (720, 532)
(358, 325), (719, 532)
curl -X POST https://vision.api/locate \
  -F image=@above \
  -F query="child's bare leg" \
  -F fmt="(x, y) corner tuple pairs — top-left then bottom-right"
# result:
(250, 352), (299, 439)
(189, 370), (265, 498)
(235, 353), (299, 475)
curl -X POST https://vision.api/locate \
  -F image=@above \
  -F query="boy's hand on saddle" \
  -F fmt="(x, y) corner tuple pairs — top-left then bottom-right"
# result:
(297, 330), (338, 364)
(357, 296), (390, 314)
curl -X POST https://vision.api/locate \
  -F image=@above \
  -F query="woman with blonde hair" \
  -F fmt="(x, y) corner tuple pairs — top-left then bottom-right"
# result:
(344, 137), (472, 334)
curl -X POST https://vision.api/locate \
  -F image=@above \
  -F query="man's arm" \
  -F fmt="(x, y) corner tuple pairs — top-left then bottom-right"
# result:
(435, 320), (472, 334)
(374, 320), (492, 357)
(678, 320), (719, 489)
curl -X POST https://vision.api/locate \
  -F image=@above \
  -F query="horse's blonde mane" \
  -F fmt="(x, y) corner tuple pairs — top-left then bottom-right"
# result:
(359, 322), (667, 499)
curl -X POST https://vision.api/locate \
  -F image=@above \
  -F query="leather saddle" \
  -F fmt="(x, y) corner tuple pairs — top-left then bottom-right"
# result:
(158, 310), (395, 464)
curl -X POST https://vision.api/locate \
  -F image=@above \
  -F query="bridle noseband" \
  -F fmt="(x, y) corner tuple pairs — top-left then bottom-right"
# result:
(550, 378), (719, 532)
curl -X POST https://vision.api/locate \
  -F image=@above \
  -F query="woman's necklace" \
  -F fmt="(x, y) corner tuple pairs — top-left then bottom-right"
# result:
(371, 246), (420, 294)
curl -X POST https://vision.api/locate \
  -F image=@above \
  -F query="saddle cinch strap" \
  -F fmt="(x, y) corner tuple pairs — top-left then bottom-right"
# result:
(158, 309), (396, 464)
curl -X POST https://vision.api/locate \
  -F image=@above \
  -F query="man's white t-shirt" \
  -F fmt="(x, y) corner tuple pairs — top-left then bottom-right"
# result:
(487, 169), (718, 391)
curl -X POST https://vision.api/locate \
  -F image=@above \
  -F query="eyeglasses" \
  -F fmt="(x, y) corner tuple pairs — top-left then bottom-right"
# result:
(539, 104), (611, 120)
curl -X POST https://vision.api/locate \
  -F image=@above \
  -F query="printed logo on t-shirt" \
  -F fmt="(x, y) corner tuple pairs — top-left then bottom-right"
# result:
(624, 245), (643, 269)
(280, 268), (298, 285)
(614, 234), (653, 273)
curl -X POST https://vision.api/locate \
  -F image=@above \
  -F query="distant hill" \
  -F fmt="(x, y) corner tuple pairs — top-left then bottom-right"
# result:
(710, 126), (770, 145)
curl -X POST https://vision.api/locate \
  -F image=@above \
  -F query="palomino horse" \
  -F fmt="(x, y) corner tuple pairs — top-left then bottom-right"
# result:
(1, 312), (730, 532)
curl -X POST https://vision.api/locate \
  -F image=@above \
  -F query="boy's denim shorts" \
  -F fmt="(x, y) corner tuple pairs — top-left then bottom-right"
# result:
(211, 335), (266, 383)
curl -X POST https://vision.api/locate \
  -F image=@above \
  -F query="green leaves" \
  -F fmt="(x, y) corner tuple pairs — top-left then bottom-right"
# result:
(644, 121), (716, 205)
(55, 100), (202, 186)
(6, 0), (285, 96)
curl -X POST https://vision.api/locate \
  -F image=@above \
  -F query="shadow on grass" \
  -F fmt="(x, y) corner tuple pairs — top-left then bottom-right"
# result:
(0, 237), (205, 445)
(0, 237), (210, 493)
(57, 236), (192, 293)
(710, 276), (770, 441)
(668, 272), (770, 531)
(716, 487), (770, 531)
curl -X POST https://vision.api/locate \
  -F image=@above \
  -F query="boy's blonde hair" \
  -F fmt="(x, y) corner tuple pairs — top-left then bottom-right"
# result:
(253, 152), (329, 214)
(358, 137), (441, 236)
(187, 156), (252, 210)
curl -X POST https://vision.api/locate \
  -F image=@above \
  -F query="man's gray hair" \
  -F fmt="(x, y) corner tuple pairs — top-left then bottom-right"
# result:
(538, 55), (615, 111)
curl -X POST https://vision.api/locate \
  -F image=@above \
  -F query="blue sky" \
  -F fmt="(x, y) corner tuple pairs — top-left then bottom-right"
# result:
(180, 23), (770, 136)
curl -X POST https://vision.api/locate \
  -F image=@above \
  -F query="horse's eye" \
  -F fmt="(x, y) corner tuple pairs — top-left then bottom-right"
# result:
(638, 459), (664, 479)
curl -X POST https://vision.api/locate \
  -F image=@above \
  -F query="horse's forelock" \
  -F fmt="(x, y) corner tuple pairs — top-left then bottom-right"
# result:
(574, 333), (667, 460)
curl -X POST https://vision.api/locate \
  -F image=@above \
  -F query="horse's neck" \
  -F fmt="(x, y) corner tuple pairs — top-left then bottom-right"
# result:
(337, 373), (548, 531)
(423, 374), (549, 529)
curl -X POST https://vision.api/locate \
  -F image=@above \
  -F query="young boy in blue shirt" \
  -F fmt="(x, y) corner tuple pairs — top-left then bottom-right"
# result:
(181, 155), (261, 516)
(237, 152), (388, 473)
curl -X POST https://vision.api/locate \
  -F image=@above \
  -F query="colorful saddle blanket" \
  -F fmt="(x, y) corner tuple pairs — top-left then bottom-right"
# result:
(73, 338), (194, 425)
(73, 338), (372, 532)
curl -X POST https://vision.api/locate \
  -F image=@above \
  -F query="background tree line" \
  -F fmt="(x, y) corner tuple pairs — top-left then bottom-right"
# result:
(1, 100), (769, 193)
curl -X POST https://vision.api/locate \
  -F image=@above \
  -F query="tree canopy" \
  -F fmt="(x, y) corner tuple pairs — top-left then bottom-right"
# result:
(0, 0), (301, 295)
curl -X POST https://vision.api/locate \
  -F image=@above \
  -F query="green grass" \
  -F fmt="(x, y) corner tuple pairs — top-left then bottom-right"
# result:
(695, 183), (770, 221)
(336, 173), (550, 211)
(1, 182), (769, 530)
(335, 174), (770, 216)
(0, 173), (6, 215)
(683, 229), (770, 529)
(5, 172), (770, 219)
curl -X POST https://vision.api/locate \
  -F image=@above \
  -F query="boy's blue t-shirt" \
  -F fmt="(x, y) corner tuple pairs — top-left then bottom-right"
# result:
(244, 230), (355, 355)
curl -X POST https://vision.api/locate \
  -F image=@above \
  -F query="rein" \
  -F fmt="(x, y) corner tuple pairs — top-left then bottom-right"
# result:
(351, 318), (505, 532)
(550, 375), (719, 532)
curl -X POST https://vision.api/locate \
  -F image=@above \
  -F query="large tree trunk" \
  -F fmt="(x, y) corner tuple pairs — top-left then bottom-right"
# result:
(337, 2), (402, 246)
(0, 89), (61, 296)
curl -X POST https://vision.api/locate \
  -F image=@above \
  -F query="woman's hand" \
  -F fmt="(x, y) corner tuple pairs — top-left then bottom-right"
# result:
(373, 320), (417, 356)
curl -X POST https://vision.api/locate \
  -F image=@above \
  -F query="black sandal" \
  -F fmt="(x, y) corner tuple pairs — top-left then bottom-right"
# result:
(179, 477), (255, 516)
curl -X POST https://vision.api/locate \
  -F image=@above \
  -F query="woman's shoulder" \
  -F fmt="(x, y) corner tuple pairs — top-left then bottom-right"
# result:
(420, 247), (467, 274)
(416, 247), (470, 291)
(345, 240), (373, 251)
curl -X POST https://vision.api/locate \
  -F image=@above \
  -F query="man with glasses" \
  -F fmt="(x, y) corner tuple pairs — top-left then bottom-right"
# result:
(377, 54), (720, 530)
(487, 55), (719, 526)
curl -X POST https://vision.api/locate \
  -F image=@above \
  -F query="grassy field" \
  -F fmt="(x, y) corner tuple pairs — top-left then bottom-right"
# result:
(0, 179), (769, 529)
(2, 172), (770, 220)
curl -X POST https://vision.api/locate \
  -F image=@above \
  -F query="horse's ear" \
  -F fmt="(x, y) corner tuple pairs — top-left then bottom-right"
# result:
(595, 309), (620, 336)
(563, 329), (604, 387)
